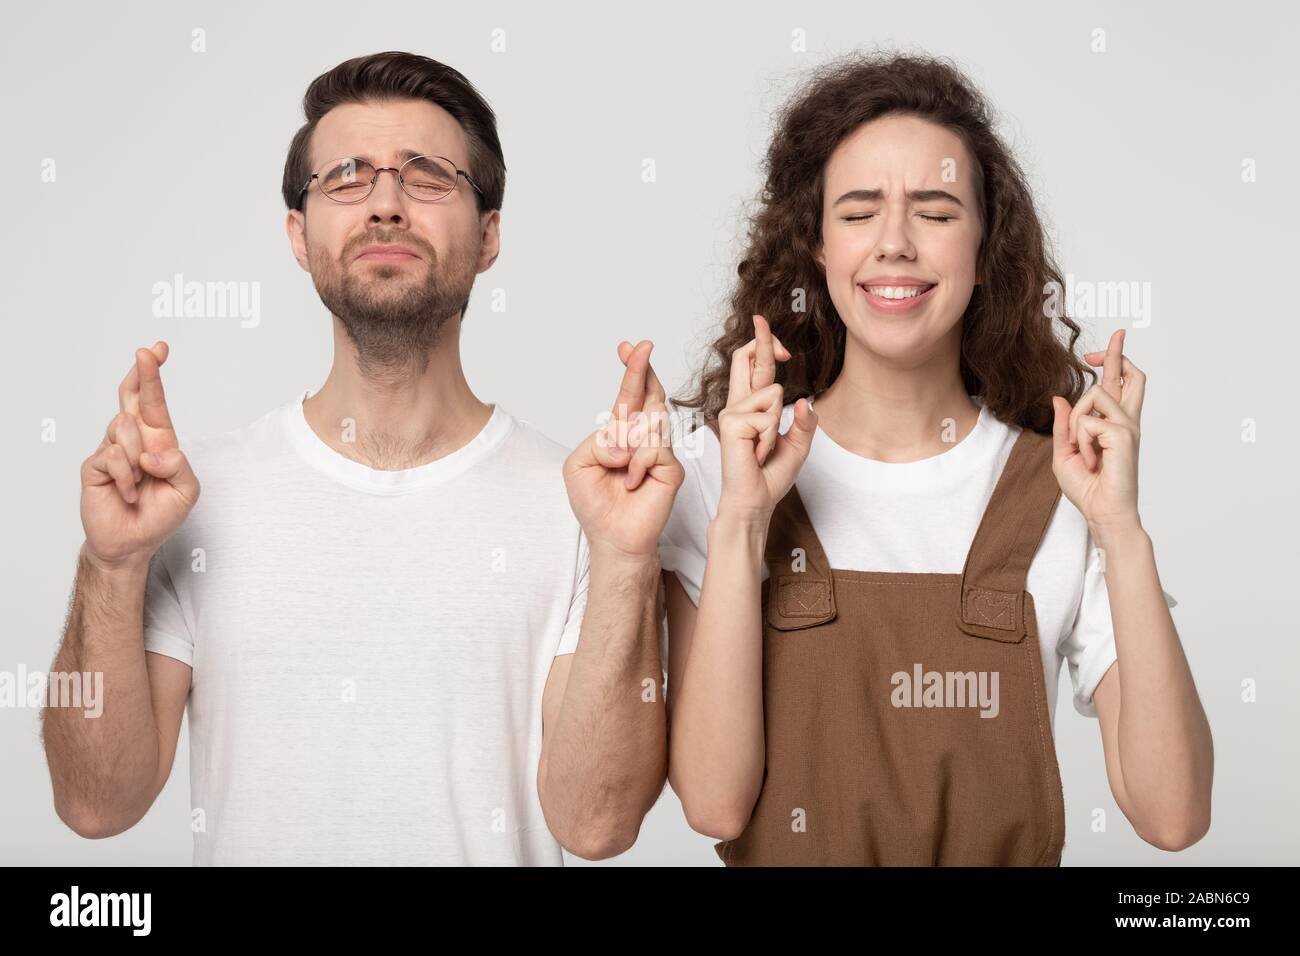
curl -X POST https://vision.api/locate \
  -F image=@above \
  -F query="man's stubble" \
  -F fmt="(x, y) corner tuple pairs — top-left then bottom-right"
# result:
(309, 230), (479, 380)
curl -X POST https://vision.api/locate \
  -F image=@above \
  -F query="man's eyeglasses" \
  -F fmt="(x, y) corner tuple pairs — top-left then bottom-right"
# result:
(298, 155), (484, 206)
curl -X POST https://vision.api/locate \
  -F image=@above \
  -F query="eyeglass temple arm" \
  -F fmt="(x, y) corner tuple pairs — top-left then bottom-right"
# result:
(458, 170), (485, 197)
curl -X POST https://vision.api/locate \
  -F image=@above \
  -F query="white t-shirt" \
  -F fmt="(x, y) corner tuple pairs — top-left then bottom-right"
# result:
(143, 390), (589, 865)
(657, 395), (1119, 729)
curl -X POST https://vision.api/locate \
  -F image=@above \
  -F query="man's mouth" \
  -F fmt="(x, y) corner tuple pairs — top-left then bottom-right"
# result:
(355, 243), (421, 263)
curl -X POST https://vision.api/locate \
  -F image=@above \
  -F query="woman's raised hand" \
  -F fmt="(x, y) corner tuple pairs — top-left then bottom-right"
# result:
(716, 315), (818, 525)
(1051, 328), (1145, 537)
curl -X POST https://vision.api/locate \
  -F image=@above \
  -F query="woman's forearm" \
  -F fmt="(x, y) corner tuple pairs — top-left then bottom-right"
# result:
(1096, 520), (1214, 847)
(669, 510), (769, 838)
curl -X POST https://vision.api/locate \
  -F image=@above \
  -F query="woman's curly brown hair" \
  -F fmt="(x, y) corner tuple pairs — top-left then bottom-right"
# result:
(674, 50), (1095, 436)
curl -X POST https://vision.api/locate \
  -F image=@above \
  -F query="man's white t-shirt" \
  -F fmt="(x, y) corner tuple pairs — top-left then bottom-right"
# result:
(657, 395), (1119, 730)
(143, 390), (588, 865)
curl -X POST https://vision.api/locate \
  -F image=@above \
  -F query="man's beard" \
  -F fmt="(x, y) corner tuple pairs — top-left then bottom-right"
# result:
(309, 234), (478, 379)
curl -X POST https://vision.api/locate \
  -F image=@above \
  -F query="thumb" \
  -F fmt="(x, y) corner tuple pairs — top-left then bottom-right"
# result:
(588, 424), (632, 469)
(140, 447), (199, 501)
(782, 397), (818, 457)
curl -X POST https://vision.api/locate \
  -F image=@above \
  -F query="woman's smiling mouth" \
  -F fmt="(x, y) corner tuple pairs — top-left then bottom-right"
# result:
(858, 281), (938, 313)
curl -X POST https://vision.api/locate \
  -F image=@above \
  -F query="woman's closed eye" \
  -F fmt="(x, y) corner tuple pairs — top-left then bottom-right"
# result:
(841, 213), (955, 223)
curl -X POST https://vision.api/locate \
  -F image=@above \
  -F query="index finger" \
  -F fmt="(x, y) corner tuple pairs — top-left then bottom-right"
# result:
(1098, 329), (1124, 404)
(617, 340), (666, 404)
(610, 340), (652, 426)
(752, 315), (777, 391)
(136, 343), (174, 430)
(118, 341), (168, 417)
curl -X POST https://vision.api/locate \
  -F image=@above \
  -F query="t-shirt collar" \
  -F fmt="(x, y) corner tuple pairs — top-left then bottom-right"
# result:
(281, 389), (514, 495)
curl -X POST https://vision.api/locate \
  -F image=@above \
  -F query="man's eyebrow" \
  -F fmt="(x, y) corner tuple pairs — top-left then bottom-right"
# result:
(344, 149), (433, 166)
(831, 188), (966, 209)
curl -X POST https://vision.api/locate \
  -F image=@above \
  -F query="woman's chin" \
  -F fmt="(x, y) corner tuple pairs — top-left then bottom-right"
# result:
(842, 314), (962, 363)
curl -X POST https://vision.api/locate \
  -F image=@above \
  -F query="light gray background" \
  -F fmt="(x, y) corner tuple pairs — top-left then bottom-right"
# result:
(2, 0), (1295, 866)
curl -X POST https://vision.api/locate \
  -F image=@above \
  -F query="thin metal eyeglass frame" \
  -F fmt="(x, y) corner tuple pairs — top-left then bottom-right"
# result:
(297, 154), (484, 207)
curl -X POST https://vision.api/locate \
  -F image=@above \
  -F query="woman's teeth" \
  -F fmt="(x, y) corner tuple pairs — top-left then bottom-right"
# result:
(865, 285), (932, 299)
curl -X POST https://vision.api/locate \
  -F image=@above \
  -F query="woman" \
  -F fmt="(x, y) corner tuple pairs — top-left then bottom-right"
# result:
(658, 52), (1213, 865)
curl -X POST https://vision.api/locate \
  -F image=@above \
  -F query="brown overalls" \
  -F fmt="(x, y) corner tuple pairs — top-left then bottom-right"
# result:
(716, 426), (1067, 866)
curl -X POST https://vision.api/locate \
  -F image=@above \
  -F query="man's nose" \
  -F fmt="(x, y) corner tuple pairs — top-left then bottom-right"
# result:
(364, 167), (407, 222)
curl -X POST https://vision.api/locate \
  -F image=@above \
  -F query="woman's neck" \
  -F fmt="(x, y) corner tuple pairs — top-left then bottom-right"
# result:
(811, 342), (980, 464)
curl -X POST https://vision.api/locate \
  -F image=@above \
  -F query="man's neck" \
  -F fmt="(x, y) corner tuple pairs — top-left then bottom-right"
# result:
(302, 317), (493, 471)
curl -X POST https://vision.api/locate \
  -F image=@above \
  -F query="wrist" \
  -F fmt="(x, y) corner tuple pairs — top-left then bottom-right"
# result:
(1088, 516), (1149, 552)
(707, 508), (770, 554)
(80, 542), (152, 581)
(587, 540), (661, 577)
(711, 502), (772, 536)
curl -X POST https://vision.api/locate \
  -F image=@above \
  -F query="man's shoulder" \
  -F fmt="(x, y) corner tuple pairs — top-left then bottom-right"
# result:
(173, 398), (296, 474)
(466, 412), (584, 543)
(495, 411), (572, 468)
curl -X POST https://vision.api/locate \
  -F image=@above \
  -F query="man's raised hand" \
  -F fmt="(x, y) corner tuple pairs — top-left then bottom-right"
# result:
(80, 341), (200, 570)
(563, 340), (684, 561)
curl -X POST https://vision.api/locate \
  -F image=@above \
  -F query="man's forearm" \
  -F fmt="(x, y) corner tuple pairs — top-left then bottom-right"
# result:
(42, 546), (162, 835)
(1095, 520), (1213, 844)
(541, 547), (666, 858)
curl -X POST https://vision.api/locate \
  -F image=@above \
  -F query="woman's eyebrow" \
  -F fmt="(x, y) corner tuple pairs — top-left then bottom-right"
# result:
(831, 187), (965, 208)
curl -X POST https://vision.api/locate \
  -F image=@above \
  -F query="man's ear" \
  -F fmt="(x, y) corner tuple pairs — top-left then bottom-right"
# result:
(477, 208), (501, 273)
(286, 210), (311, 272)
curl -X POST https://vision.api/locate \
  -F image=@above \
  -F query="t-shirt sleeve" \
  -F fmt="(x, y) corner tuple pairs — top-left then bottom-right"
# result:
(1057, 531), (1119, 719)
(554, 528), (590, 656)
(656, 433), (714, 609)
(142, 543), (194, 667)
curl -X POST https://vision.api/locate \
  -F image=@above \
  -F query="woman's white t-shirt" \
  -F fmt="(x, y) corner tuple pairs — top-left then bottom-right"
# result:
(656, 395), (1119, 729)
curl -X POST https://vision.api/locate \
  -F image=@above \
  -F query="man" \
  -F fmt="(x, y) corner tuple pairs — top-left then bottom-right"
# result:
(41, 51), (679, 865)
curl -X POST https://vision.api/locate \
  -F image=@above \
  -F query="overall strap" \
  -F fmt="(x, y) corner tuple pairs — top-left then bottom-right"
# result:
(763, 485), (838, 630)
(956, 427), (1063, 644)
